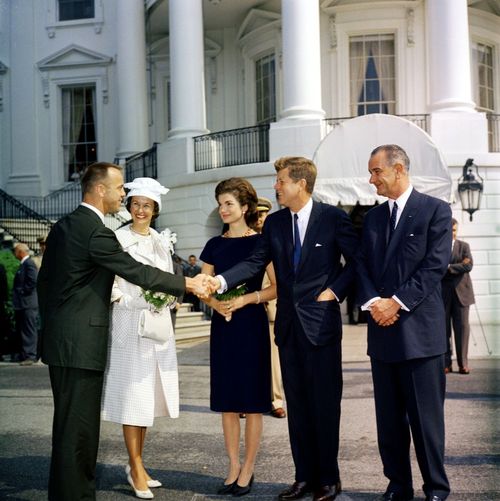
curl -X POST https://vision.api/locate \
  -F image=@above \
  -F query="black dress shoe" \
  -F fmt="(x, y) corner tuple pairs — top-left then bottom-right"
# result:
(381, 491), (414, 501)
(278, 481), (312, 500)
(425, 496), (445, 501)
(217, 479), (237, 495)
(313, 482), (342, 501)
(232, 474), (254, 497)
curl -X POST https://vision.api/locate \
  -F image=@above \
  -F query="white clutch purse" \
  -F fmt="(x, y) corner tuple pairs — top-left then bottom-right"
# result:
(138, 309), (170, 343)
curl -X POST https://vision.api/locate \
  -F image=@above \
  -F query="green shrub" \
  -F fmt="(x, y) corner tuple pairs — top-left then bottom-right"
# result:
(0, 250), (19, 301)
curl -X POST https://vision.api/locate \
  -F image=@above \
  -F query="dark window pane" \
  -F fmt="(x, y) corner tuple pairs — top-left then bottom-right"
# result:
(59, 0), (94, 21)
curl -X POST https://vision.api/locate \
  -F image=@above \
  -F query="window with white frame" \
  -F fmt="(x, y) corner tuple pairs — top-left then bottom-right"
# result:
(472, 42), (497, 151)
(58, 0), (94, 22)
(349, 34), (396, 116)
(255, 53), (276, 124)
(62, 86), (97, 181)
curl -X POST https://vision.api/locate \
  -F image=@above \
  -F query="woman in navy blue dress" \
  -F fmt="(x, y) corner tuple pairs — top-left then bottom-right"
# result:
(200, 178), (276, 496)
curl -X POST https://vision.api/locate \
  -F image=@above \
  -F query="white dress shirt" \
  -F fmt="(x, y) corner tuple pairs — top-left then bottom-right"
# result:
(361, 185), (414, 312)
(81, 202), (105, 224)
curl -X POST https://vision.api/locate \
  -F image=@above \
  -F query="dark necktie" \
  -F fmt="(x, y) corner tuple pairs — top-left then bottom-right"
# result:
(389, 201), (398, 239)
(293, 213), (301, 272)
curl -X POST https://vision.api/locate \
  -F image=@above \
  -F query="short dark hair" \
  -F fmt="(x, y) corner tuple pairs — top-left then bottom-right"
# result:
(81, 162), (122, 194)
(215, 178), (258, 228)
(125, 196), (160, 222)
(452, 218), (458, 226)
(188, 255), (197, 260)
(274, 156), (317, 193)
(370, 144), (410, 171)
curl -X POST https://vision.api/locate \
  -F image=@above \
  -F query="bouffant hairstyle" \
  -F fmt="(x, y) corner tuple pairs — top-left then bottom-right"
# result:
(274, 156), (317, 194)
(215, 178), (258, 228)
(125, 196), (160, 222)
(81, 162), (122, 194)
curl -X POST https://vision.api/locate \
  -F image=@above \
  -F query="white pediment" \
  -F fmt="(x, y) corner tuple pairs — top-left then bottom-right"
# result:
(237, 9), (281, 41)
(37, 45), (113, 71)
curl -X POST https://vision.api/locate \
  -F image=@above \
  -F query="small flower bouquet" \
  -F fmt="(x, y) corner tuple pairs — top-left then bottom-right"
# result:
(141, 289), (177, 313)
(215, 284), (247, 322)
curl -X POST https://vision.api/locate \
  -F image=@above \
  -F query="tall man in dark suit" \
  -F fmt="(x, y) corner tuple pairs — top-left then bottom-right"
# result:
(13, 243), (39, 365)
(358, 145), (452, 501)
(38, 162), (210, 501)
(211, 157), (359, 501)
(441, 218), (475, 374)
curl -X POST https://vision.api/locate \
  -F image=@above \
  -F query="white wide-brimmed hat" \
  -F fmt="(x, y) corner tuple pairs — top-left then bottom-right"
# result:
(124, 177), (169, 210)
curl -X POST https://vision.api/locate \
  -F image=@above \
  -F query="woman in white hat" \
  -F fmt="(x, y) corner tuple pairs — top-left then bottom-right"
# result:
(101, 178), (179, 499)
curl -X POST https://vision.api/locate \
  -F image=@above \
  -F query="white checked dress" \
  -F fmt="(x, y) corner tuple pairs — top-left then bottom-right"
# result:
(101, 225), (179, 426)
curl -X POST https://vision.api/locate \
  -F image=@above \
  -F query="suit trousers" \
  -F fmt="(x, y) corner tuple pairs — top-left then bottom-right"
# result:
(443, 287), (470, 369)
(48, 366), (104, 501)
(371, 355), (450, 500)
(15, 308), (38, 361)
(279, 316), (342, 486)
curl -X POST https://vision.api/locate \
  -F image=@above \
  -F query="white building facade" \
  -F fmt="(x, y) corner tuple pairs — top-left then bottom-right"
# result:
(0, 0), (499, 325)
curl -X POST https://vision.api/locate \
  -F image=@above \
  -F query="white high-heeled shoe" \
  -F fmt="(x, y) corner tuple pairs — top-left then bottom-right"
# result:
(125, 465), (162, 489)
(127, 473), (154, 499)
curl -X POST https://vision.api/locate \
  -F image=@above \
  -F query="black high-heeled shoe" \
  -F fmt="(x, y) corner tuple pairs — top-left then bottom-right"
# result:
(216, 479), (238, 495)
(232, 474), (254, 497)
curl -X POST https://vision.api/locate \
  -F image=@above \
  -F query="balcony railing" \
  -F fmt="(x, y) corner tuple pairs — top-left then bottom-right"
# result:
(0, 188), (54, 252)
(194, 124), (270, 171)
(125, 143), (158, 182)
(324, 114), (430, 133)
(487, 113), (500, 152)
(18, 180), (82, 220)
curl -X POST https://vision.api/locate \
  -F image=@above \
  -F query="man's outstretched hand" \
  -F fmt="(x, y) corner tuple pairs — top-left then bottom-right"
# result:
(185, 274), (221, 299)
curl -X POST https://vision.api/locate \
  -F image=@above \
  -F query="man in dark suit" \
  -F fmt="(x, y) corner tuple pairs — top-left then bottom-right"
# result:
(38, 162), (210, 501)
(12, 243), (39, 365)
(358, 145), (452, 501)
(441, 218), (475, 375)
(211, 157), (359, 501)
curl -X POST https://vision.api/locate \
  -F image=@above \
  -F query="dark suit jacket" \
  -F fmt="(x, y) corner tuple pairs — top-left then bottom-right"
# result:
(12, 257), (38, 310)
(37, 205), (185, 371)
(223, 201), (359, 346)
(358, 189), (452, 362)
(442, 239), (475, 307)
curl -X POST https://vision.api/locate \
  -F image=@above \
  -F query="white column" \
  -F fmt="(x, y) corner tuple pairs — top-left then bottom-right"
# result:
(280, 0), (324, 120)
(169, 0), (208, 138)
(116, 0), (149, 158)
(426, 0), (475, 112)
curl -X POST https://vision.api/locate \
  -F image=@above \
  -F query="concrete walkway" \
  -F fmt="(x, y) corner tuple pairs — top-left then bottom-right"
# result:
(0, 324), (498, 500)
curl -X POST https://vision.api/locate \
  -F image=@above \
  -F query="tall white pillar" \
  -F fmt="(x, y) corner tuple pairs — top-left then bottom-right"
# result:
(169, 0), (208, 138)
(280, 0), (324, 120)
(426, 0), (488, 155)
(426, 0), (475, 112)
(116, 0), (149, 158)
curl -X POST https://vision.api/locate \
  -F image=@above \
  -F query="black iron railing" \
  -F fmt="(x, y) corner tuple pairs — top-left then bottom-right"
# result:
(0, 189), (54, 252)
(194, 124), (270, 171)
(125, 143), (158, 182)
(486, 113), (500, 152)
(325, 114), (430, 133)
(18, 180), (82, 220)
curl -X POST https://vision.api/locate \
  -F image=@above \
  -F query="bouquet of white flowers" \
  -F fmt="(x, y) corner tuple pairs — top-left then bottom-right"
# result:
(141, 289), (177, 313)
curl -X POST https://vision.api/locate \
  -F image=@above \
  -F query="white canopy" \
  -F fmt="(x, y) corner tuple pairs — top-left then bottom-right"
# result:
(312, 114), (453, 205)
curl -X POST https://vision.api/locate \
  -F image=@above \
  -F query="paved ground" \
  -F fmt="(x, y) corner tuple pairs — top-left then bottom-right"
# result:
(0, 325), (498, 500)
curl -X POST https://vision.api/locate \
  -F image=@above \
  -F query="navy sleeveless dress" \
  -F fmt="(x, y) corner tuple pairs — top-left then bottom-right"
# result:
(201, 234), (271, 413)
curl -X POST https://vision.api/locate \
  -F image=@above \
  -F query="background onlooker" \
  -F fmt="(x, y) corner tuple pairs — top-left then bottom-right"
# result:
(183, 255), (202, 312)
(441, 218), (475, 375)
(32, 234), (48, 270)
(12, 243), (39, 365)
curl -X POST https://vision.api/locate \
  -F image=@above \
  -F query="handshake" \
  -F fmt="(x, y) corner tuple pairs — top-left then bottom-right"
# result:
(185, 274), (221, 299)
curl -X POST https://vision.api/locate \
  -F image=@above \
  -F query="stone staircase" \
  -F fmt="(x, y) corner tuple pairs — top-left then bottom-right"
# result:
(174, 303), (211, 343)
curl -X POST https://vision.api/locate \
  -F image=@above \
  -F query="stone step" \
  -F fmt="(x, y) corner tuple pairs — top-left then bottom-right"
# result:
(174, 320), (211, 343)
(175, 311), (206, 325)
